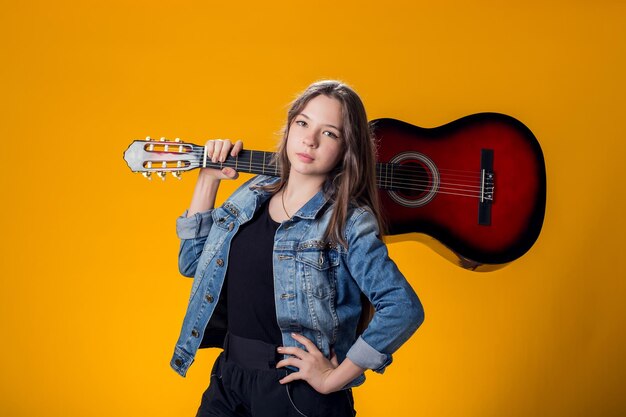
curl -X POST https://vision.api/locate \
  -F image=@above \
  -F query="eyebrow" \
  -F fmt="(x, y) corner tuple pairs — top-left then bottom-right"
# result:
(299, 112), (341, 131)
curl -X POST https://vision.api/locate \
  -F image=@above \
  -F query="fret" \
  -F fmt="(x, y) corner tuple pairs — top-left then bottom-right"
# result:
(156, 144), (278, 176)
(251, 150), (266, 175)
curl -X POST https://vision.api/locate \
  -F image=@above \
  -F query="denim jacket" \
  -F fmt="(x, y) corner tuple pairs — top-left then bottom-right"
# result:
(170, 175), (424, 388)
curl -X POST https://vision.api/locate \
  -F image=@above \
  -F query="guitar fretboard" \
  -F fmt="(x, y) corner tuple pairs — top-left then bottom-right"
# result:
(192, 145), (433, 194)
(193, 146), (280, 176)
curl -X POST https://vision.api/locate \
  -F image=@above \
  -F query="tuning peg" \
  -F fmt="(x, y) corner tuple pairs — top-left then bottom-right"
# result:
(142, 172), (152, 180)
(160, 137), (166, 141)
(172, 171), (182, 179)
(145, 136), (152, 141)
(174, 138), (181, 142)
(156, 171), (166, 181)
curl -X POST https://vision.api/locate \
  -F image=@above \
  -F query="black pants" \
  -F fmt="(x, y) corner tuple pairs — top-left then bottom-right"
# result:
(196, 333), (356, 417)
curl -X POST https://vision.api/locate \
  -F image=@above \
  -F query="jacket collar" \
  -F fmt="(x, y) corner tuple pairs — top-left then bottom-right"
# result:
(248, 176), (331, 220)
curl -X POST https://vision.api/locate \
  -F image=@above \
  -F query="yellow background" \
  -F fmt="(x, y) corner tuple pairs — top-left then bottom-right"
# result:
(1, 1), (625, 416)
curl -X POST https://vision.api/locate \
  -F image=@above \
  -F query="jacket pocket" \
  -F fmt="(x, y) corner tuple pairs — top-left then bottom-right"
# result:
(295, 242), (339, 299)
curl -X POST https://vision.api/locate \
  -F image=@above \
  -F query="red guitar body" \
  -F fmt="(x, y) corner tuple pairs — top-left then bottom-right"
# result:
(372, 113), (546, 269)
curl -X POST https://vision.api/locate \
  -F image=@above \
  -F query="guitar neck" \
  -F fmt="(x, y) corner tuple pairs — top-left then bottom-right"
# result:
(191, 145), (398, 191)
(189, 145), (446, 195)
(190, 145), (280, 176)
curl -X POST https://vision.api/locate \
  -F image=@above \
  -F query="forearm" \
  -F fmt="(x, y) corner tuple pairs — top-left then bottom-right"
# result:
(322, 357), (365, 394)
(187, 172), (221, 216)
(187, 139), (242, 216)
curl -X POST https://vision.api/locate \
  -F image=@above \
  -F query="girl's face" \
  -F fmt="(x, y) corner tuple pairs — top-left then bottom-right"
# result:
(286, 95), (344, 182)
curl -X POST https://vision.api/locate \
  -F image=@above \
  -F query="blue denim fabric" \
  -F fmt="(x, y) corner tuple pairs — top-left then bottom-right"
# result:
(170, 175), (424, 388)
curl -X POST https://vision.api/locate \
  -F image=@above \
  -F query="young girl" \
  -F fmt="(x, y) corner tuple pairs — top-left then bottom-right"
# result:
(171, 80), (424, 417)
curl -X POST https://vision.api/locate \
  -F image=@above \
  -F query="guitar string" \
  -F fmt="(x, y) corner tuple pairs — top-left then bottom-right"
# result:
(159, 145), (485, 175)
(180, 159), (487, 194)
(183, 149), (486, 184)
(183, 161), (485, 198)
(152, 160), (488, 194)
(149, 162), (487, 199)
(375, 172), (485, 191)
(153, 160), (489, 198)
(152, 149), (490, 198)
(377, 169), (483, 186)
(172, 161), (489, 199)
(184, 149), (485, 177)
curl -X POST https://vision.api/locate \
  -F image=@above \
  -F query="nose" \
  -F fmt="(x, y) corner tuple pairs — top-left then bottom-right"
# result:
(302, 131), (318, 148)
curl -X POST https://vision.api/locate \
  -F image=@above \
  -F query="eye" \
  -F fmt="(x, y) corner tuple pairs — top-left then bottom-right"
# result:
(295, 120), (307, 127)
(323, 130), (340, 139)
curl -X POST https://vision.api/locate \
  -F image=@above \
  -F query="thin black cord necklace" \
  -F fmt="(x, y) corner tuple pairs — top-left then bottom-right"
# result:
(281, 187), (291, 219)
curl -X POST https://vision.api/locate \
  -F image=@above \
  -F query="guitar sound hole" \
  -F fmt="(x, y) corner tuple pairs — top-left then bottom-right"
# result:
(392, 162), (431, 200)
(386, 151), (439, 208)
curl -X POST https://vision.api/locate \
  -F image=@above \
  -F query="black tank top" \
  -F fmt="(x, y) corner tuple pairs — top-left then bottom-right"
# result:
(225, 200), (282, 345)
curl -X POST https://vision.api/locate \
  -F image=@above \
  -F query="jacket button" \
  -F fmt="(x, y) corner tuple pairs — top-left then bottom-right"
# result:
(174, 358), (182, 366)
(205, 294), (214, 303)
(216, 258), (224, 267)
(191, 329), (199, 337)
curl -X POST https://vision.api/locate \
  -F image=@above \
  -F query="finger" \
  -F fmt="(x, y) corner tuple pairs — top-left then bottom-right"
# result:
(221, 167), (238, 180)
(218, 139), (232, 162)
(277, 346), (308, 359)
(231, 140), (243, 157)
(204, 140), (215, 161)
(291, 333), (318, 354)
(212, 140), (224, 162)
(279, 372), (302, 385)
(276, 357), (301, 369)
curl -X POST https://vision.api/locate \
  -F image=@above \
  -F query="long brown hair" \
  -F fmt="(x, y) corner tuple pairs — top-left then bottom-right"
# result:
(263, 80), (384, 246)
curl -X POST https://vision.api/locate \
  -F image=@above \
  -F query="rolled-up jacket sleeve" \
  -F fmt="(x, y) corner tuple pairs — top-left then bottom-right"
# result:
(344, 209), (425, 373)
(346, 335), (393, 373)
(176, 209), (214, 239)
(176, 209), (214, 277)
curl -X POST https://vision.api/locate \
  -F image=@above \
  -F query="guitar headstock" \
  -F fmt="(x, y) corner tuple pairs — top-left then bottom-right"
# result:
(123, 137), (197, 180)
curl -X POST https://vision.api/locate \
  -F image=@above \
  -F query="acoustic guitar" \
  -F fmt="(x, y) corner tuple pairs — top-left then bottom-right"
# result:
(123, 113), (546, 271)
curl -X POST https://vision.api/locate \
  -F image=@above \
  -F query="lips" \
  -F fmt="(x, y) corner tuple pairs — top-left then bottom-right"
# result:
(296, 152), (314, 163)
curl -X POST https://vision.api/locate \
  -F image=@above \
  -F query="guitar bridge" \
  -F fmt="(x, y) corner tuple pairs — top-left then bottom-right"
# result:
(478, 149), (494, 225)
